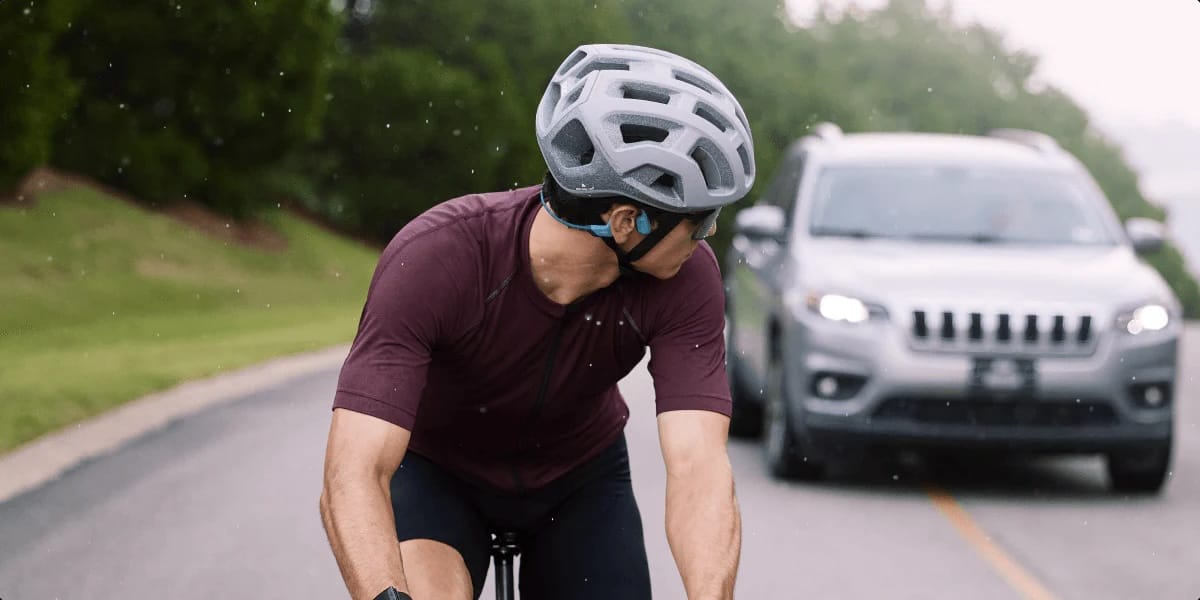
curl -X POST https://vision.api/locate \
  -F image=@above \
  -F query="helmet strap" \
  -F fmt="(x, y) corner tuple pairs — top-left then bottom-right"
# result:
(600, 211), (684, 274)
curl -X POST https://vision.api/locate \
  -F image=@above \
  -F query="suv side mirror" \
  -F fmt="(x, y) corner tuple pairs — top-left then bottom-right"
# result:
(734, 205), (787, 241)
(1125, 218), (1165, 254)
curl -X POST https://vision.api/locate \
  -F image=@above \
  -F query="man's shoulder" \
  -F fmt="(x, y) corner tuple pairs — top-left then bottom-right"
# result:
(624, 242), (724, 333)
(380, 185), (537, 252)
(402, 186), (537, 238)
(369, 186), (538, 298)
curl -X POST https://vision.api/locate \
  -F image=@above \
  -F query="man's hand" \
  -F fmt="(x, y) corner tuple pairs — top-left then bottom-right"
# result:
(658, 409), (741, 600)
(320, 408), (413, 599)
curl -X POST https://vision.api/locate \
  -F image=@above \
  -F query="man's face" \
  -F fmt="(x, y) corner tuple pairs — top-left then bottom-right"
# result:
(626, 214), (715, 279)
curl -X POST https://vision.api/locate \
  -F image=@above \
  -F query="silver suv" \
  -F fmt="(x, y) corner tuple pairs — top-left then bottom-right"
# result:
(724, 124), (1181, 493)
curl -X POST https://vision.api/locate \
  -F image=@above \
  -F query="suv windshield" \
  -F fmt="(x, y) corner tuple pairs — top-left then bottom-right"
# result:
(808, 165), (1116, 245)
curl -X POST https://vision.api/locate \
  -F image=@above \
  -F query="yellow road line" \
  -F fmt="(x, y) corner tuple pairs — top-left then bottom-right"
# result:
(926, 486), (1059, 600)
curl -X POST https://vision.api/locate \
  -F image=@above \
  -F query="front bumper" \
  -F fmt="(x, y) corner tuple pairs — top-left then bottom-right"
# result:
(784, 312), (1178, 452)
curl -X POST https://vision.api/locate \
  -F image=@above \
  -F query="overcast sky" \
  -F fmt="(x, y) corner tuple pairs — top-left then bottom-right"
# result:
(786, 0), (1200, 131)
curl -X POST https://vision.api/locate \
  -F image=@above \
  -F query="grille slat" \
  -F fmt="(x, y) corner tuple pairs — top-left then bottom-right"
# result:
(997, 314), (1012, 342)
(914, 311), (928, 338)
(1051, 315), (1066, 343)
(968, 313), (984, 341)
(1024, 314), (1039, 343)
(941, 312), (955, 340)
(1078, 316), (1092, 343)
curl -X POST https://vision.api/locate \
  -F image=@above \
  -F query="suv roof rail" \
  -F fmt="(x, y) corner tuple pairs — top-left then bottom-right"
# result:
(810, 121), (844, 142)
(987, 128), (1061, 153)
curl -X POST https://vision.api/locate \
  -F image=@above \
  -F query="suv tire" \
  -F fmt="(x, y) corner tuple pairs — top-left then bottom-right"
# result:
(726, 312), (763, 439)
(1107, 434), (1172, 494)
(763, 355), (825, 481)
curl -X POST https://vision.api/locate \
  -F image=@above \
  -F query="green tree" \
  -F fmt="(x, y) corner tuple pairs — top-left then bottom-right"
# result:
(52, 0), (338, 216)
(303, 0), (626, 238)
(0, 0), (82, 191)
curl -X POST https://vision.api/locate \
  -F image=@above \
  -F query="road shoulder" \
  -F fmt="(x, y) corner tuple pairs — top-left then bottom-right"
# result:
(0, 344), (349, 503)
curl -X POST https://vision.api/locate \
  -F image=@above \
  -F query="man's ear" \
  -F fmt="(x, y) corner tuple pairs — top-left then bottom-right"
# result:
(606, 204), (644, 243)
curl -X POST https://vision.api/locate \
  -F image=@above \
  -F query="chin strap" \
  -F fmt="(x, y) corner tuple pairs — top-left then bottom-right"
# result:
(599, 212), (685, 275)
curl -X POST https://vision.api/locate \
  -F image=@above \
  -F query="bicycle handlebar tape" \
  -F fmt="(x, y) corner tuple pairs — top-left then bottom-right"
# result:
(373, 586), (413, 600)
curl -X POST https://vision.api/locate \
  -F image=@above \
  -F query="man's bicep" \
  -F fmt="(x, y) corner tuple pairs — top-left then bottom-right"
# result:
(657, 409), (730, 476)
(324, 408), (412, 485)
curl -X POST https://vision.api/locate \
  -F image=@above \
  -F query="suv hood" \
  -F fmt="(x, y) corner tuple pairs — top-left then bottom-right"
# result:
(797, 238), (1176, 311)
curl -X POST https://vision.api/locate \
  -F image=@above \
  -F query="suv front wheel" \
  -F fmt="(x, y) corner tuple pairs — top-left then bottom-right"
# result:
(1106, 433), (1172, 494)
(726, 311), (763, 439)
(763, 355), (825, 481)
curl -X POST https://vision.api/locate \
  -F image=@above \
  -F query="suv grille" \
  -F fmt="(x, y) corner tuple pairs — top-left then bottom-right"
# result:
(908, 308), (1098, 356)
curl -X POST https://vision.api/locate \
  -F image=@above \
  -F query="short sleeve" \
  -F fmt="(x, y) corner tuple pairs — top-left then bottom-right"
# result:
(332, 231), (471, 429)
(646, 245), (732, 417)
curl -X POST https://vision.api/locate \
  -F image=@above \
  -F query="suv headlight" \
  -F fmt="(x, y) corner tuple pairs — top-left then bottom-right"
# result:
(786, 291), (885, 324)
(1116, 303), (1171, 335)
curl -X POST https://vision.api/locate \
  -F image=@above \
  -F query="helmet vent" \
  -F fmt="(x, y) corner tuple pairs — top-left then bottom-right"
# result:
(578, 60), (631, 79)
(553, 119), (596, 167)
(737, 144), (753, 177)
(734, 105), (751, 135)
(673, 69), (715, 94)
(691, 146), (721, 190)
(622, 85), (671, 105)
(651, 172), (678, 195)
(621, 123), (670, 144)
(557, 49), (587, 75)
(694, 103), (729, 132)
(544, 82), (561, 111)
(565, 85), (583, 106)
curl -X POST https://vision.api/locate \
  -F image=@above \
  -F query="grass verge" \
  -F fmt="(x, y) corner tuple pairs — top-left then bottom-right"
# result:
(0, 185), (380, 452)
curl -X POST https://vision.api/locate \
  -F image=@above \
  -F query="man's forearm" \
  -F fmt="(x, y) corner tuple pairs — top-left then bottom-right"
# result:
(320, 477), (409, 599)
(665, 458), (742, 599)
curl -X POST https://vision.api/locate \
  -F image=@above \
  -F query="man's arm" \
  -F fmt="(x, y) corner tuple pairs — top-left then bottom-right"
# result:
(320, 408), (413, 600)
(658, 409), (742, 600)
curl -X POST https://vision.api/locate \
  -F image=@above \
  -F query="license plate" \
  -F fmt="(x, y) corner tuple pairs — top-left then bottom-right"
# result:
(969, 357), (1037, 399)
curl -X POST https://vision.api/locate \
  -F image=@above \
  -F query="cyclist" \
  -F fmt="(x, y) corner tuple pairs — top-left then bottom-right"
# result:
(320, 43), (756, 600)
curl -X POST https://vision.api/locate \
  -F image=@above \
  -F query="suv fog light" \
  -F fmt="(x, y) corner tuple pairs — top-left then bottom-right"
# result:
(1130, 382), (1171, 409)
(816, 376), (839, 398)
(1145, 386), (1164, 407)
(810, 372), (866, 400)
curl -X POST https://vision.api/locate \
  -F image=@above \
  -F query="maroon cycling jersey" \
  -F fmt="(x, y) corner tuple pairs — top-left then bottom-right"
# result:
(332, 185), (730, 492)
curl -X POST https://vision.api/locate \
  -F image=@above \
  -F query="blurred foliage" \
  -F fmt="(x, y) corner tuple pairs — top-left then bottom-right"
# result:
(0, 0), (1195, 314)
(296, 0), (625, 237)
(49, 0), (338, 216)
(0, 0), (82, 190)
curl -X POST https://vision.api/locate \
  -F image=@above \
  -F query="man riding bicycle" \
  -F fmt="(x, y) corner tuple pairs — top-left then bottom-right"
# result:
(319, 44), (756, 600)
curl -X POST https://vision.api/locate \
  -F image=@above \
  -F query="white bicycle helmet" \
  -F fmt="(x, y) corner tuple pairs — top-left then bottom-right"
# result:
(535, 44), (755, 213)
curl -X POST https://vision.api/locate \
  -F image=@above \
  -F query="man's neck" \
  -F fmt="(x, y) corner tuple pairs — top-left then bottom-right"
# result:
(528, 207), (623, 306)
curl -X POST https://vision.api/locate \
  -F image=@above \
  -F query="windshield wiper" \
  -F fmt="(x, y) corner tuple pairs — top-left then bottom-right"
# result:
(905, 232), (1002, 244)
(810, 227), (877, 239)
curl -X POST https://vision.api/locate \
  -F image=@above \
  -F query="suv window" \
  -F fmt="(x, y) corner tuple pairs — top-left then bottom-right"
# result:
(765, 152), (805, 226)
(807, 165), (1116, 245)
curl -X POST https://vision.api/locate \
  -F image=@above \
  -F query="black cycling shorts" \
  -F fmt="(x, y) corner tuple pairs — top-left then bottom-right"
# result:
(389, 433), (652, 600)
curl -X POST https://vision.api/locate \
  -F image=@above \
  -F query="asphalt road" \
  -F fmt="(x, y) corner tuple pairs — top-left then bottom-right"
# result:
(2, 326), (1196, 600)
